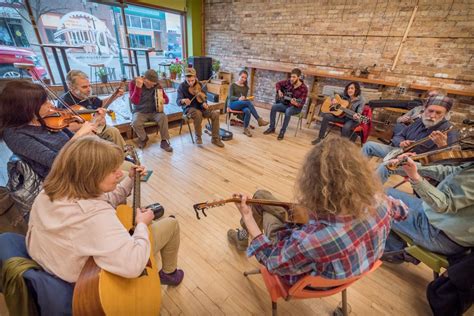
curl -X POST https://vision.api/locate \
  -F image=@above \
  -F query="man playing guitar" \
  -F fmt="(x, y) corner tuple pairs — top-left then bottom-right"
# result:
(60, 70), (126, 150)
(263, 68), (308, 140)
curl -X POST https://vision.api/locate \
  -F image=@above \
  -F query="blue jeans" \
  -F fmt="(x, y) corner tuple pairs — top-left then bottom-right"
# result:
(362, 141), (397, 184)
(269, 103), (301, 134)
(229, 100), (260, 128)
(385, 188), (467, 256)
(361, 141), (395, 158)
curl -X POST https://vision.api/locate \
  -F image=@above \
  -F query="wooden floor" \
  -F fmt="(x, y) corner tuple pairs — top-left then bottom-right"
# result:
(1, 108), (468, 315)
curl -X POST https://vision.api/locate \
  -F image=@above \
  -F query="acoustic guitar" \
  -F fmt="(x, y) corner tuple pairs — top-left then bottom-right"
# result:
(96, 78), (127, 134)
(193, 197), (309, 225)
(320, 94), (349, 116)
(73, 147), (161, 316)
(275, 86), (302, 106)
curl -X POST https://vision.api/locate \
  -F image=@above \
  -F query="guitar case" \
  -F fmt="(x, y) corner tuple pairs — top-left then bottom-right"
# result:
(205, 123), (233, 141)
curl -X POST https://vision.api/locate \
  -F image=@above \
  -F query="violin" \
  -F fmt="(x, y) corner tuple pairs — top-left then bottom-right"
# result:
(41, 108), (85, 132)
(188, 83), (207, 103)
(386, 145), (474, 171)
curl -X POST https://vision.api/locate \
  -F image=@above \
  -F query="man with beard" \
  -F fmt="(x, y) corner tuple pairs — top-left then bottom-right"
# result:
(362, 95), (457, 183)
(263, 68), (308, 140)
(60, 70), (126, 150)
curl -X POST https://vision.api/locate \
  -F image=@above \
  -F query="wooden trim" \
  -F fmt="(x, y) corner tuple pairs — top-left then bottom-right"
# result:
(245, 63), (474, 97)
(125, 0), (186, 14)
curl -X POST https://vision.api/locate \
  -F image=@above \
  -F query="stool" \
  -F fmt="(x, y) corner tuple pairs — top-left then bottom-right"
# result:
(88, 63), (105, 96)
(179, 113), (195, 143)
(123, 63), (137, 80)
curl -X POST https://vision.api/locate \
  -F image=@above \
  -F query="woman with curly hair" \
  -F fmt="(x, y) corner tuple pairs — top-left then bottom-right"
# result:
(227, 137), (407, 285)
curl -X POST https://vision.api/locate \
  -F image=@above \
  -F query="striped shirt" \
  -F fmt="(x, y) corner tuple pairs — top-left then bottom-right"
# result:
(247, 196), (408, 285)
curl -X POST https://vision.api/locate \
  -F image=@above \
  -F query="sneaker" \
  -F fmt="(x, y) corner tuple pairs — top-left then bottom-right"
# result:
(160, 140), (173, 152)
(277, 131), (285, 140)
(263, 127), (275, 135)
(227, 228), (249, 251)
(311, 138), (322, 145)
(195, 136), (203, 145)
(257, 117), (269, 127)
(211, 137), (225, 147)
(243, 128), (252, 137)
(159, 269), (184, 286)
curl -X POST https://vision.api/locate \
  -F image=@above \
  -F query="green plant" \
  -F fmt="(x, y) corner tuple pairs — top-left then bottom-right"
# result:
(169, 58), (187, 75)
(95, 67), (107, 77)
(212, 59), (221, 73)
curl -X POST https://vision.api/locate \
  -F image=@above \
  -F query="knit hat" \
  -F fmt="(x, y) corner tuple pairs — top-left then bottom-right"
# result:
(144, 69), (159, 83)
(425, 95), (453, 111)
(185, 67), (196, 77)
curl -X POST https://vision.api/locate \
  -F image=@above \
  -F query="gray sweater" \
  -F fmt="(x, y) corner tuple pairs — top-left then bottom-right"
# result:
(3, 125), (72, 179)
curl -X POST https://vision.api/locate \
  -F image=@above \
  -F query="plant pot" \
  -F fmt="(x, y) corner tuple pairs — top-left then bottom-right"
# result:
(170, 72), (177, 80)
(100, 74), (108, 84)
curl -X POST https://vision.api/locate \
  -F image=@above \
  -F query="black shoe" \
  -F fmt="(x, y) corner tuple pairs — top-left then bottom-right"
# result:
(311, 138), (322, 145)
(263, 128), (275, 135)
(277, 131), (285, 140)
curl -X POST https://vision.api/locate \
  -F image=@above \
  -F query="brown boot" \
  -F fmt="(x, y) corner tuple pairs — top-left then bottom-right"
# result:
(257, 117), (269, 127)
(243, 128), (252, 137)
(211, 137), (225, 147)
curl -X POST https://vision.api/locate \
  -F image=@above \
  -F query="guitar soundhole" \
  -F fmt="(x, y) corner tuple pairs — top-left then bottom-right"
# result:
(139, 269), (149, 277)
(128, 228), (134, 235)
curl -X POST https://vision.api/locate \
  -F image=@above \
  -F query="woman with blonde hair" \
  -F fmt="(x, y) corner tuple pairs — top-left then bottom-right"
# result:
(227, 137), (407, 285)
(26, 136), (184, 286)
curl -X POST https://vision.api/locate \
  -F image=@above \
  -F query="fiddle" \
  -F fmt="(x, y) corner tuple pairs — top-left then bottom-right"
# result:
(386, 145), (474, 171)
(188, 83), (207, 103)
(41, 107), (85, 132)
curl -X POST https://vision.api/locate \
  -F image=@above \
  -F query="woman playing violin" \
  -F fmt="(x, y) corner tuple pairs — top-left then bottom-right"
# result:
(176, 67), (224, 147)
(0, 80), (95, 180)
(384, 153), (474, 260)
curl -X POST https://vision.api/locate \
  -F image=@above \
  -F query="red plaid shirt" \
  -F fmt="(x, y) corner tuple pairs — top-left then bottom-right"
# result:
(275, 79), (308, 108)
(247, 196), (408, 285)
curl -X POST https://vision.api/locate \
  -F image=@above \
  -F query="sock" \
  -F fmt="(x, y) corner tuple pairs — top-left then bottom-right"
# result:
(238, 228), (248, 240)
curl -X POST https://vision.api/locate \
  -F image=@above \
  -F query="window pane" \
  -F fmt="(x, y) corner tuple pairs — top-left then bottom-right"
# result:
(151, 19), (160, 31)
(130, 15), (141, 28)
(141, 17), (151, 30)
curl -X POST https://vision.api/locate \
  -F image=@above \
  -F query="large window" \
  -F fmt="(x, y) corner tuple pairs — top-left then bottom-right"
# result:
(0, 1), (185, 83)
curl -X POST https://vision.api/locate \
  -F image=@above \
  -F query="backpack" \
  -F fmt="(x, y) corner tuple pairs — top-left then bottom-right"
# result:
(0, 186), (28, 235)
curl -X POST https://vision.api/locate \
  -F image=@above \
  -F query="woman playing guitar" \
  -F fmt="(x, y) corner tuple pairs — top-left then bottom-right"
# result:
(26, 136), (183, 313)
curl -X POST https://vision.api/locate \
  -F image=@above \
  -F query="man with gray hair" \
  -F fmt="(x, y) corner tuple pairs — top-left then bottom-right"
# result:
(59, 69), (126, 150)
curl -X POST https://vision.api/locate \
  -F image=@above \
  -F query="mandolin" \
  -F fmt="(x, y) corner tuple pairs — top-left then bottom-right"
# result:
(193, 197), (309, 225)
(73, 147), (161, 316)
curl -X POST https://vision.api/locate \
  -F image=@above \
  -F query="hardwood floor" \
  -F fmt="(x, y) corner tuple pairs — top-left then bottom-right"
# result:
(0, 109), (463, 315)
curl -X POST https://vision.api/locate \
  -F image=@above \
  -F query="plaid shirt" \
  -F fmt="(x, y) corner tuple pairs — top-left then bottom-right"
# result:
(275, 79), (308, 108)
(247, 196), (408, 285)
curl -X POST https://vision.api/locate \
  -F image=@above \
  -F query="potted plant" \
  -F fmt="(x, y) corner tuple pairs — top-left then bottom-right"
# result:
(169, 58), (187, 80)
(96, 67), (108, 84)
(212, 59), (221, 74)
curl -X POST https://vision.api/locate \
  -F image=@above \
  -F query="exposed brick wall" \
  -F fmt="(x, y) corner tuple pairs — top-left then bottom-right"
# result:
(204, 0), (473, 120)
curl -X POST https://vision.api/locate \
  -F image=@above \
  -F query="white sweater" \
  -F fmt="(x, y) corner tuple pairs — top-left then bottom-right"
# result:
(26, 177), (150, 283)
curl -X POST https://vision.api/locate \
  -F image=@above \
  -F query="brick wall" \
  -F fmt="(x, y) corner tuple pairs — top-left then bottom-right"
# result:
(204, 0), (473, 121)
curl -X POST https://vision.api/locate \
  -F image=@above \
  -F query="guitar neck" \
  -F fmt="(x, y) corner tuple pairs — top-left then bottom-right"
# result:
(222, 198), (295, 209)
(403, 126), (453, 152)
(102, 80), (126, 110)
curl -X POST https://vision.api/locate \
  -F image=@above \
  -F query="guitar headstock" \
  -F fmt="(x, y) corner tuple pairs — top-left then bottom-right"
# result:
(192, 199), (227, 220)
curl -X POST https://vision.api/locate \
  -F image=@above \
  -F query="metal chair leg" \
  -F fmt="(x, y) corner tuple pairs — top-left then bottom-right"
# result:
(179, 119), (183, 135)
(272, 302), (277, 316)
(342, 289), (348, 316)
(187, 119), (194, 143)
(243, 268), (261, 276)
(227, 112), (231, 131)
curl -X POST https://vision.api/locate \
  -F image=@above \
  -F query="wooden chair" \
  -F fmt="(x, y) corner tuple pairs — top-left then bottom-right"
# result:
(244, 260), (382, 316)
